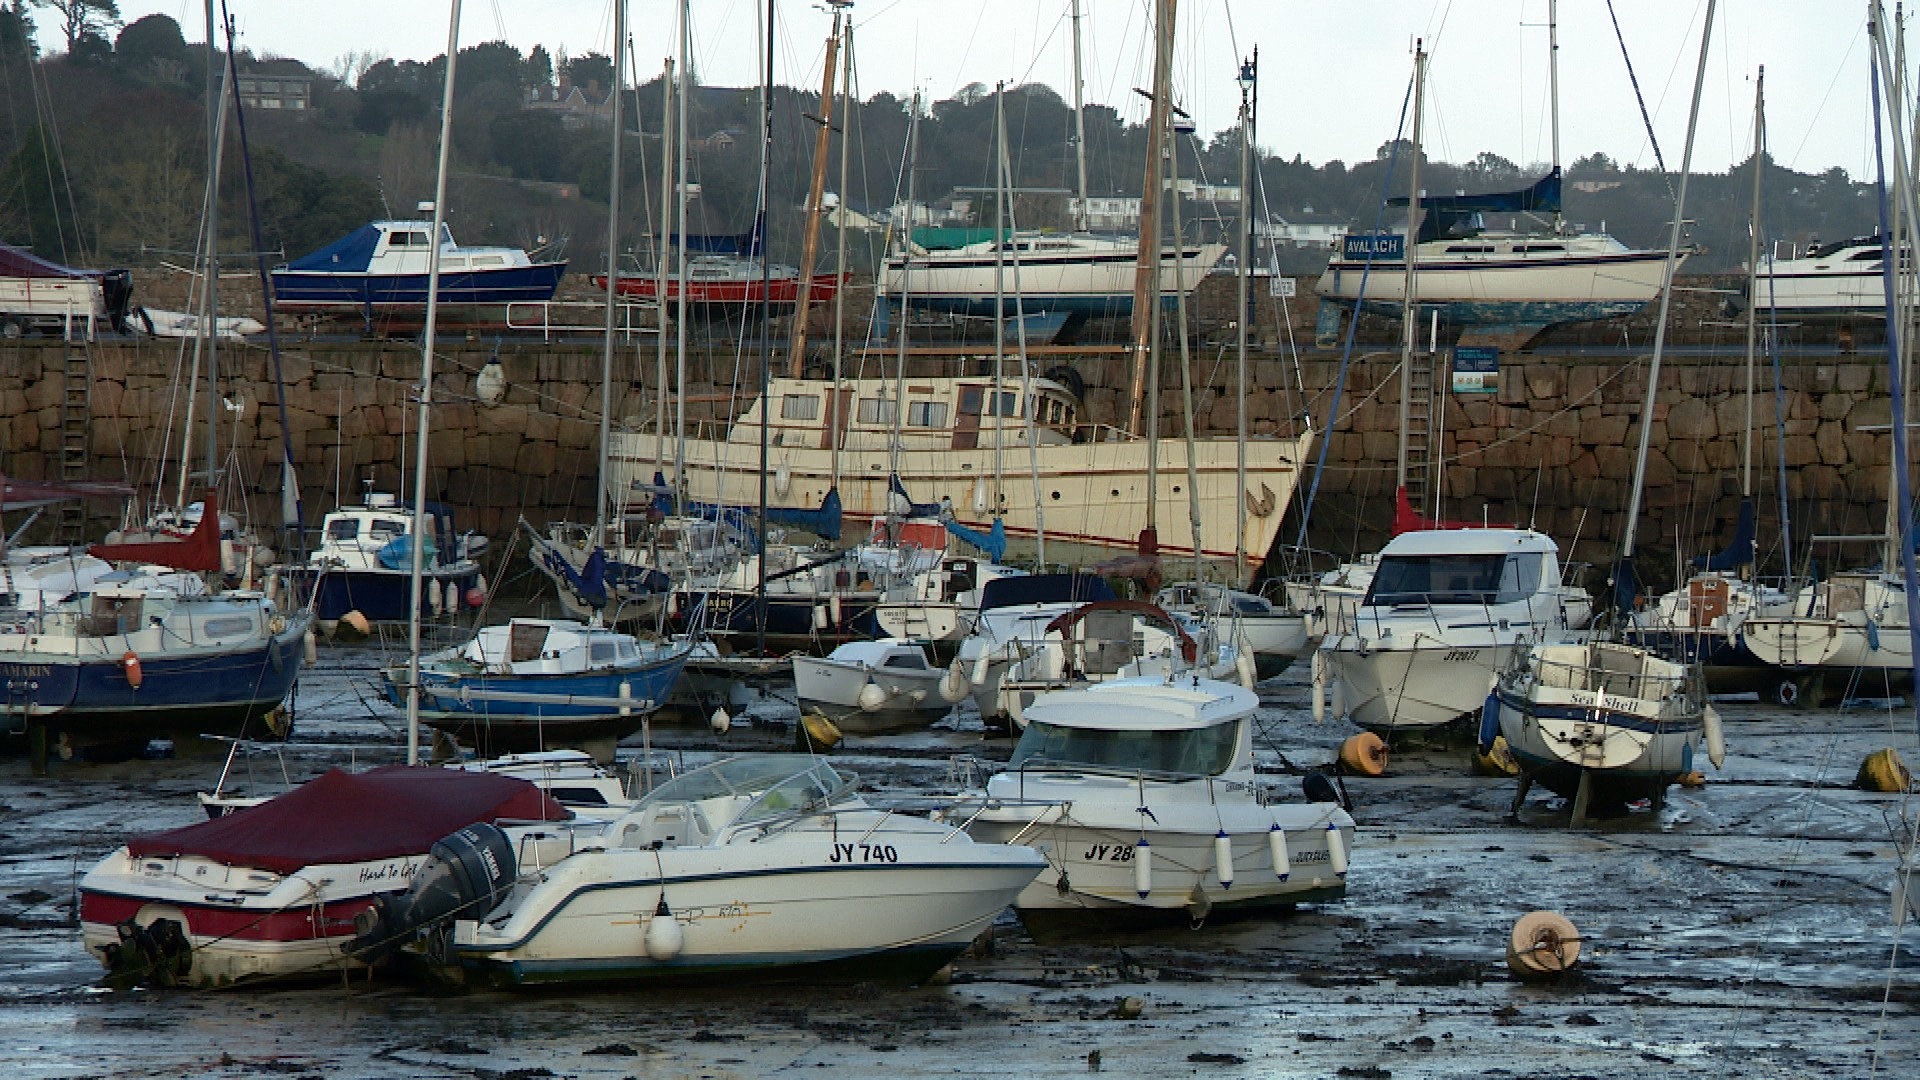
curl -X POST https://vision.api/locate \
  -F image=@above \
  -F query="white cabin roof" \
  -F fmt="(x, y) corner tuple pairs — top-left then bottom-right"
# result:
(1020, 676), (1257, 732)
(1377, 527), (1559, 559)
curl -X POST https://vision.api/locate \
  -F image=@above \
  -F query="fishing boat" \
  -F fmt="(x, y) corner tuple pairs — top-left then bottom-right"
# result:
(0, 243), (133, 338)
(951, 676), (1354, 935)
(381, 618), (695, 755)
(792, 638), (967, 734)
(608, 372), (1311, 576)
(355, 753), (1046, 987)
(78, 765), (572, 988)
(1739, 235), (1891, 318)
(1316, 527), (1583, 737)
(268, 219), (566, 311)
(281, 490), (484, 626)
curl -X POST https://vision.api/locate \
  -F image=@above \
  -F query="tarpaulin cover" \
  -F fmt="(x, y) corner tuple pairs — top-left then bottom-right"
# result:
(1390, 168), (1563, 244)
(283, 225), (381, 272)
(0, 243), (102, 279)
(126, 766), (569, 874)
(88, 489), (222, 572)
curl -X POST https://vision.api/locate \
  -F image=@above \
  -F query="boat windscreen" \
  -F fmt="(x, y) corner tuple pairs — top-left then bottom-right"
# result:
(1009, 721), (1238, 778)
(1365, 553), (1544, 606)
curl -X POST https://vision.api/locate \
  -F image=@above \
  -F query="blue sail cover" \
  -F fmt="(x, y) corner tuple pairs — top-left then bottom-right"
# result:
(979, 572), (1117, 611)
(284, 225), (381, 272)
(1693, 499), (1757, 572)
(1391, 169), (1564, 244)
(1611, 553), (1643, 616)
(668, 213), (765, 257)
(887, 475), (943, 519)
(944, 517), (1007, 562)
(678, 488), (843, 545)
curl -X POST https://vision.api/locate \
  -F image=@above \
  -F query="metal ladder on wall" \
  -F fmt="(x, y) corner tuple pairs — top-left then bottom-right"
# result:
(1401, 343), (1435, 518)
(57, 349), (92, 542)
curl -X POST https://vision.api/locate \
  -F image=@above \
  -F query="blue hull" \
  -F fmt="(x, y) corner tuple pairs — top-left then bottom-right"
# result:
(287, 566), (480, 624)
(1, 617), (310, 745)
(668, 590), (882, 654)
(270, 262), (567, 308)
(398, 650), (692, 750)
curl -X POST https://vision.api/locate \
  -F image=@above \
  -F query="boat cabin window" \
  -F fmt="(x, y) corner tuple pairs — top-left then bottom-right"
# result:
(1445, 244), (1495, 254)
(327, 518), (359, 542)
(958, 386), (1020, 418)
(617, 641), (638, 662)
(908, 401), (948, 428)
(1010, 719), (1241, 778)
(590, 642), (618, 664)
(1513, 244), (1565, 254)
(882, 651), (928, 670)
(857, 397), (898, 425)
(372, 517), (409, 537)
(390, 231), (433, 247)
(1848, 250), (1884, 262)
(1365, 552), (1546, 606)
(781, 394), (821, 421)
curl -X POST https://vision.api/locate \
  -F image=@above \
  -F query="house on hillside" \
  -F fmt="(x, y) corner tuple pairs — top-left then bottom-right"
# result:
(1264, 210), (1348, 251)
(223, 61), (312, 111)
(527, 75), (613, 129)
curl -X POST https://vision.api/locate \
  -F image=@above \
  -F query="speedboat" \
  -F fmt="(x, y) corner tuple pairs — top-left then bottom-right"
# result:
(951, 676), (1354, 935)
(1317, 528), (1583, 737)
(792, 638), (968, 734)
(269, 220), (566, 311)
(281, 490), (484, 626)
(78, 765), (573, 988)
(356, 754), (1046, 987)
(1490, 641), (1723, 824)
(382, 618), (695, 755)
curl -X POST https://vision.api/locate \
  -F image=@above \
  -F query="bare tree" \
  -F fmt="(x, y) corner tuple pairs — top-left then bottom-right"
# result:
(30, 0), (121, 55)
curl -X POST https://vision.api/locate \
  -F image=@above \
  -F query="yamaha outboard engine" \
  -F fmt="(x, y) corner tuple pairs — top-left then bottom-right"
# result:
(350, 822), (517, 962)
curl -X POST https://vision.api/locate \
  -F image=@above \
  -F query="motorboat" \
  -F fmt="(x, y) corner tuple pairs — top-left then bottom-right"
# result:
(1739, 235), (1891, 319)
(950, 676), (1354, 935)
(280, 490), (484, 626)
(269, 220), (566, 311)
(0, 242), (132, 338)
(355, 754), (1046, 987)
(1156, 580), (1309, 680)
(953, 572), (1117, 730)
(382, 618), (695, 756)
(78, 765), (573, 988)
(1489, 641), (1723, 824)
(1317, 528), (1582, 737)
(792, 638), (968, 734)
(607, 372), (1312, 578)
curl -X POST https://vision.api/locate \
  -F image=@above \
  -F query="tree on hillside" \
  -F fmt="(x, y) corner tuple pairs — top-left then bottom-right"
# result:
(114, 12), (188, 83)
(30, 0), (118, 55)
(526, 44), (552, 91)
(456, 40), (528, 97)
(562, 51), (612, 96)
(1, 1), (37, 56)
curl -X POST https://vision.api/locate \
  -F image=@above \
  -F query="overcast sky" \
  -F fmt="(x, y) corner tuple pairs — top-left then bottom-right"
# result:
(108, 1), (1877, 177)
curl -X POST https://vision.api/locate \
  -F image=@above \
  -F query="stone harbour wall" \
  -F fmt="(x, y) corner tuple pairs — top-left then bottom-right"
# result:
(0, 314), (1895, 591)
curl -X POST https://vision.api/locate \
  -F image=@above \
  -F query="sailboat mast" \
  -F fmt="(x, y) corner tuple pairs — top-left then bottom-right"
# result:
(1548, 0), (1563, 230)
(674, 0), (691, 500)
(756, 0), (774, 656)
(893, 96), (921, 486)
(405, 0), (464, 767)
(654, 56), (673, 473)
(1125, 0), (1176, 435)
(785, 1), (847, 377)
(830, 22), (853, 495)
(1741, 68), (1764, 503)
(1620, 0), (1714, 564)
(1235, 56), (1253, 583)
(1070, 0), (1090, 231)
(1395, 43), (1426, 500)
(202, 0), (221, 492)
(596, 0), (628, 547)
(993, 84), (1007, 503)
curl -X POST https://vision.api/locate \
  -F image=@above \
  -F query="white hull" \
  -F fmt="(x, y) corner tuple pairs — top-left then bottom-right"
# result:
(1327, 640), (1520, 733)
(792, 657), (954, 732)
(1741, 575), (1913, 677)
(1316, 235), (1677, 324)
(882, 238), (1223, 312)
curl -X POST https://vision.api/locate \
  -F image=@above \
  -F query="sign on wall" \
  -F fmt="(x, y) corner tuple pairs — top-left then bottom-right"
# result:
(1452, 345), (1499, 393)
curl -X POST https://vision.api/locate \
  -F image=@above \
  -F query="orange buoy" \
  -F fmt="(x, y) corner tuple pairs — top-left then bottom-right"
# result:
(1507, 910), (1583, 980)
(121, 651), (143, 689)
(1339, 732), (1389, 777)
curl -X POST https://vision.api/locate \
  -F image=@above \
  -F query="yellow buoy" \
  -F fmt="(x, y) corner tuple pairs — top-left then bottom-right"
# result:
(1472, 735), (1521, 777)
(337, 611), (371, 640)
(1339, 732), (1389, 777)
(1507, 910), (1582, 980)
(1857, 747), (1913, 793)
(799, 710), (843, 750)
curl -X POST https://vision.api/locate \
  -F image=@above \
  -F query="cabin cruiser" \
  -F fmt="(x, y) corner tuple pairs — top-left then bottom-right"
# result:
(269, 220), (566, 311)
(281, 491), (484, 626)
(1739, 235), (1894, 319)
(951, 676), (1354, 935)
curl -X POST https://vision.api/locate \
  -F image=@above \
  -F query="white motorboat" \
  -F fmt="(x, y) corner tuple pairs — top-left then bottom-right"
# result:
(359, 754), (1046, 987)
(1157, 581), (1309, 680)
(792, 638), (967, 734)
(1317, 528), (1581, 736)
(79, 765), (577, 988)
(281, 489), (484, 626)
(952, 676), (1354, 935)
(1741, 235), (1890, 319)
(1489, 641), (1722, 824)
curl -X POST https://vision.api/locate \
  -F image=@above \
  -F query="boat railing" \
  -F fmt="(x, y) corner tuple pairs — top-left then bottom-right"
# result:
(504, 300), (659, 342)
(1530, 650), (1686, 700)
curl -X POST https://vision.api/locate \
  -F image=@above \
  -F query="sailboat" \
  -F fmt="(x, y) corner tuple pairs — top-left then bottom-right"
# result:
(388, 1), (692, 758)
(1491, 9), (1725, 825)
(1314, 0), (1679, 340)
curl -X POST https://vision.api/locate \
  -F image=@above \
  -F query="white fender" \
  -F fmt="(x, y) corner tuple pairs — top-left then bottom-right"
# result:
(939, 660), (970, 703)
(445, 582), (460, 616)
(828, 594), (843, 627)
(1327, 822), (1348, 878)
(710, 708), (731, 734)
(1213, 831), (1234, 890)
(644, 901), (685, 960)
(1132, 838), (1153, 898)
(1703, 704), (1726, 769)
(1268, 824), (1290, 881)
(303, 629), (319, 666)
(1234, 633), (1257, 690)
(812, 603), (829, 630)
(1310, 650), (1326, 724)
(773, 462), (792, 497)
(857, 680), (889, 712)
(428, 580), (444, 615)
(973, 478), (988, 513)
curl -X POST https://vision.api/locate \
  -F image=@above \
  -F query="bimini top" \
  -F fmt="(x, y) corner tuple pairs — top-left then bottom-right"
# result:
(1376, 527), (1558, 559)
(1019, 676), (1258, 733)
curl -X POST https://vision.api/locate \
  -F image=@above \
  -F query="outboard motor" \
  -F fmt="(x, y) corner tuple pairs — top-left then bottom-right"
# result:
(1302, 771), (1343, 805)
(350, 823), (517, 962)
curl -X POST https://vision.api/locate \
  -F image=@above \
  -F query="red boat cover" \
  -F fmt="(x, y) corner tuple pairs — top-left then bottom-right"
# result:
(126, 766), (570, 874)
(87, 488), (223, 572)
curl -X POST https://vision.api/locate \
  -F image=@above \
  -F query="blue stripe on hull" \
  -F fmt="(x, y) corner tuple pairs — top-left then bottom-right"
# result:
(1496, 690), (1696, 805)
(414, 663), (687, 722)
(270, 263), (567, 306)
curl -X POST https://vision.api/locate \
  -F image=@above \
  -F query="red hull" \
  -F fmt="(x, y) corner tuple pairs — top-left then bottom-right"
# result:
(81, 889), (377, 945)
(592, 272), (843, 308)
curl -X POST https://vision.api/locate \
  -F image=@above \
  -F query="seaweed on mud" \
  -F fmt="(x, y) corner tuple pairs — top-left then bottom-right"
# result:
(1188, 1052), (1246, 1064)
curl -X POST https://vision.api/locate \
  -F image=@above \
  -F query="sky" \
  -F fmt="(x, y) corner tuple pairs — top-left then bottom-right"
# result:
(99, 1), (1878, 178)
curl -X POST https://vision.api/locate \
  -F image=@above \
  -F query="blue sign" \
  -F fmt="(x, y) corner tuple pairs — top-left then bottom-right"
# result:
(1343, 233), (1404, 259)
(1452, 346), (1499, 393)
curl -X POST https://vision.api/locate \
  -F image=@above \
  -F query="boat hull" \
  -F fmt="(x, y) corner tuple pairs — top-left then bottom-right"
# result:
(1324, 640), (1520, 734)
(269, 262), (568, 309)
(286, 564), (481, 624)
(395, 652), (692, 751)
(1315, 249), (1676, 326)
(594, 271), (842, 312)
(792, 657), (953, 733)
(882, 243), (1222, 319)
